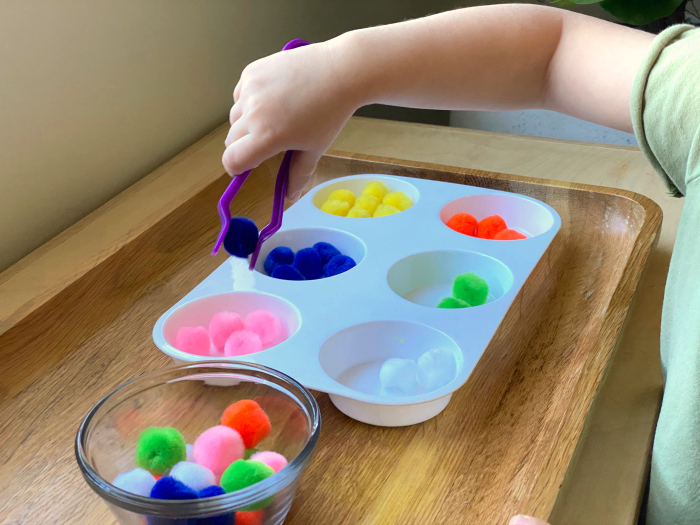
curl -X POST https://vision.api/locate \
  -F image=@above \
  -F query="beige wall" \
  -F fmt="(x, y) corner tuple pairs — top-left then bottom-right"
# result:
(1, 0), (469, 271)
(0, 1), (611, 271)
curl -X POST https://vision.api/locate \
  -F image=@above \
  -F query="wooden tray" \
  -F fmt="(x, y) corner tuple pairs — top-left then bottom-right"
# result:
(0, 150), (661, 524)
(292, 152), (661, 523)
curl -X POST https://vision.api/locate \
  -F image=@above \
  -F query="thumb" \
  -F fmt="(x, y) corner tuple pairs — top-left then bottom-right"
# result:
(509, 516), (550, 525)
(508, 515), (549, 525)
(287, 150), (321, 201)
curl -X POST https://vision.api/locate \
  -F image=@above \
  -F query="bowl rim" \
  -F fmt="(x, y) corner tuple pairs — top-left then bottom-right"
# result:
(75, 361), (321, 518)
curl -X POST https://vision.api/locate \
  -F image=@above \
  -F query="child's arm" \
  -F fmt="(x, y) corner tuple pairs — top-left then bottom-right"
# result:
(223, 4), (654, 199)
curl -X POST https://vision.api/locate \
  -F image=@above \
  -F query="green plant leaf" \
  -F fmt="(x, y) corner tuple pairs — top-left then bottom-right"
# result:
(551, 0), (578, 7)
(599, 0), (685, 25)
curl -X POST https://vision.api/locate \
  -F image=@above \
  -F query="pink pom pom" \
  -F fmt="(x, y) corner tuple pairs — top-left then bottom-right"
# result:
(175, 326), (211, 356)
(209, 311), (244, 351)
(244, 310), (282, 346)
(224, 330), (263, 357)
(193, 426), (244, 476)
(249, 451), (288, 473)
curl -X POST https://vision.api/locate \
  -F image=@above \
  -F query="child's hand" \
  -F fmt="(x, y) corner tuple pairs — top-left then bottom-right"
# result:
(222, 40), (360, 201)
(509, 515), (550, 525)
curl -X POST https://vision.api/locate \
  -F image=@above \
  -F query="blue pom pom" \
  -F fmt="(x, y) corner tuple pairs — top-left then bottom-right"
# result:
(223, 218), (259, 258)
(195, 486), (234, 525)
(271, 264), (305, 281)
(147, 518), (198, 525)
(198, 485), (226, 499)
(293, 248), (323, 280)
(147, 517), (199, 525)
(324, 255), (356, 277)
(264, 246), (294, 276)
(150, 476), (198, 500)
(195, 514), (235, 525)
(312, 242), (341, 265)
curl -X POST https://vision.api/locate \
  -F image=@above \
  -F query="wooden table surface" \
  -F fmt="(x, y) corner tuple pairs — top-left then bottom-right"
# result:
(0, 117), (673, 524)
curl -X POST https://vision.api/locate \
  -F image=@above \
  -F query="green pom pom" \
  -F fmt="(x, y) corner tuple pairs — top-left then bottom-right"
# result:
(134, 427), (186, 475)
(243, 448), (259, 460)
(438, 297), (470, 309)
(452, 272), (489, 307)
(220, 459), (275, 510)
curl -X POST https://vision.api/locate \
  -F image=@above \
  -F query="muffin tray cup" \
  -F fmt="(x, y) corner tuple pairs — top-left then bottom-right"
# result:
(153, 174), (561, 426)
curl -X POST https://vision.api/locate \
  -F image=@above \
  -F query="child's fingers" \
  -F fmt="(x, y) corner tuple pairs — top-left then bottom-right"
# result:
(222, 134), (281, 178)
(509, 516), (550, 525)
(287, 150), (321, 201)
(225, 120), (247, 148)
(233, 81), (242, 103)
(229, 103), (242, 126)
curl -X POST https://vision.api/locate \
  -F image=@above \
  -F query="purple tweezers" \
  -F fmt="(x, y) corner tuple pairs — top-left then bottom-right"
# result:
(212, 38), (311, 272)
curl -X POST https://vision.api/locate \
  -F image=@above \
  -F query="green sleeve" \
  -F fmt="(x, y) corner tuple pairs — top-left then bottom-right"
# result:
(631, 24), (700, 197)
(631, 23), (700, 525)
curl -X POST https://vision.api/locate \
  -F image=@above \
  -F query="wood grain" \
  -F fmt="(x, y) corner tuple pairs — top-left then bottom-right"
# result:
(0, 137), (660, 524)
(0, 123), (230, 337)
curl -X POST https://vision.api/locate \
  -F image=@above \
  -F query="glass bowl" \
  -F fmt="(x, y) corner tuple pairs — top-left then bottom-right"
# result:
(75, 362), (321, 524)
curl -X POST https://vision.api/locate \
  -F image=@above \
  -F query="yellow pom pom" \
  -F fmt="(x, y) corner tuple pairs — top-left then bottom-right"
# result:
(328, 189), (356, 207)
(321, 199), (351, 217)
(347, 207), (371, 218)
(362, 181), (390, 201)
(383, 191), (413, 211)
(354, 194), (380, 215)
(373, 204), (400, 217)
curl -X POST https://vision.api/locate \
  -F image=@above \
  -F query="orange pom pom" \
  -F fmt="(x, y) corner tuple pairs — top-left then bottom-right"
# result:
(254, 395), (307, 442)
(494, 228), (527, 240)
(221, 400), (271, 449)
(477, 215), (507, 239)
(236, 510), (264, 525)
(446, 213), (477, 236)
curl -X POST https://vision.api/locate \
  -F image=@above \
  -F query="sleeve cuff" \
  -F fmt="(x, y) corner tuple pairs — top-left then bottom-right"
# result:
(630, 24), (694, 198)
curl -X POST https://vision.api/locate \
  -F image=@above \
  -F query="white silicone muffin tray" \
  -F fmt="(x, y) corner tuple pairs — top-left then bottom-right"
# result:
(153, 174), (561, 426)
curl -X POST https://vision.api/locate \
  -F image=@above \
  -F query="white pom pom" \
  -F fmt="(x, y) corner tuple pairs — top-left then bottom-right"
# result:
(186, 443), (195, 462)
(113, 468), (156, 496)
(169, 461), (216, 492)
(417, 348), (456, 391)
(379, 357), (419, 393)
